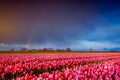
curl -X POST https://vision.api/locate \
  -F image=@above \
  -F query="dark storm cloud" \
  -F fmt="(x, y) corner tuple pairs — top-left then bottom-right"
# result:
(0, 0), (120, 50)
(0, 0), (97, 44)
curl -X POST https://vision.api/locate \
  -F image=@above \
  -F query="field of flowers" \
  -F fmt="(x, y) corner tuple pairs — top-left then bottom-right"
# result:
(0, 53), (120, 80)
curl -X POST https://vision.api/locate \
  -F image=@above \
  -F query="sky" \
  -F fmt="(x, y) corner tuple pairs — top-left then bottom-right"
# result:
(0, 0), (120, 51)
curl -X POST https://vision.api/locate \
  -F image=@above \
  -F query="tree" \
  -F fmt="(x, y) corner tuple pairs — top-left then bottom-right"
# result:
(66, 48), (71, 52)
(31, 49), (36, 52)
(10, 48), (14, 51)
(90, 48), (92, 52)
(43, 48), (48, 52)
(20, 48), (28, 51)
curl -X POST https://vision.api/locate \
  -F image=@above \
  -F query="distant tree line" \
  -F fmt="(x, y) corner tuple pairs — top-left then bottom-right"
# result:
(9, 48), (71, 52)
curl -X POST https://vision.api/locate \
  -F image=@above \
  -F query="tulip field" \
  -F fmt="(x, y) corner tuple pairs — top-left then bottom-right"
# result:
(1, 53), (120, 80)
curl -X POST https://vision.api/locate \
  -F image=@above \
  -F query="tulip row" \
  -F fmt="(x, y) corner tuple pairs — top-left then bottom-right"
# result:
(0, 53), (120, 80)
(16, 59), (120, 80)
